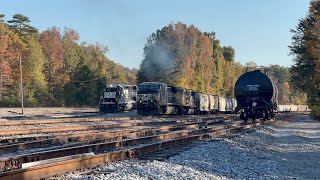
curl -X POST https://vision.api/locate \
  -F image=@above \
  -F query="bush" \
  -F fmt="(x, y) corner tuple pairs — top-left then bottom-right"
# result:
(25, 97), (39, 107)
(310, 105), (320, 120)
(0, 94), (20, 107)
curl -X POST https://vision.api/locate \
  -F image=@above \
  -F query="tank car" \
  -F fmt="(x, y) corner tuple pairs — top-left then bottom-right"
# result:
(234, 70), (278, 122)
(99, 84), (137, 113)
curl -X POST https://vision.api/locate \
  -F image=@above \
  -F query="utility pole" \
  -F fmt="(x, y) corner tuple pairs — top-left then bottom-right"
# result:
(19, 55), (24, 115)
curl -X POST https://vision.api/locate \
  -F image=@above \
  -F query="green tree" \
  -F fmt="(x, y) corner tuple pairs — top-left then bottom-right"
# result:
(290, 0), (320, 118)
(267, 65), (291, 104)
(64, 57), (102, 106)
(213, 40), (224, 95)
(222, 46), (235, 62)
(0, 14), (5, 24)
(24, 36), (47, 106)
(7, 13), (38, 36)
(63, 27), (82, 81)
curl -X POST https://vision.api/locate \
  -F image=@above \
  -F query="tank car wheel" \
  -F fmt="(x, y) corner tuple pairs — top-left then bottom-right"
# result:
(263, 110), (268, 120)
(271, 111), (275, 119)
(240, 111), (248, 123)
(267, 110), (272, 120)
(158, 107), (165, 115)
(252, 113), (256, 122)
(240, 112), (245, 120)
(184, 108), (189, 115)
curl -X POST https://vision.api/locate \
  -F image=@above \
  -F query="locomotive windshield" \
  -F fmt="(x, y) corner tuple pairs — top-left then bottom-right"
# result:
(139, 84), (160, 90)
(138, 84), (161, 94)
(105, 88), (117, 92)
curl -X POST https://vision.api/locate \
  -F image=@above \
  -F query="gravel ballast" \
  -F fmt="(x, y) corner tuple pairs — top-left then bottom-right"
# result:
(64, 114), (320, 180)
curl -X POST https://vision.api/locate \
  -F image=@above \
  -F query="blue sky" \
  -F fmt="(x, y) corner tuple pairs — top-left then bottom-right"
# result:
(0, 0), (310, 69)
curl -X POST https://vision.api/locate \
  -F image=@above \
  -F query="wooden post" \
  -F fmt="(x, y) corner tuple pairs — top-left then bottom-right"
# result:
(19, 55), (24, 115)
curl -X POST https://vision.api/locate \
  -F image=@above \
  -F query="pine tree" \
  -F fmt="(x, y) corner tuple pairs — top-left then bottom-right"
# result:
(7, 14), (38, 36)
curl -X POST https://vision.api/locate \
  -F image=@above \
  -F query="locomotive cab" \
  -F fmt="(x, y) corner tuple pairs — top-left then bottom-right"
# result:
(99, 84), (138, 113)
(99, 84), (125, 113)
(122, 85), (138, 111)
(137, 82), (167, 115)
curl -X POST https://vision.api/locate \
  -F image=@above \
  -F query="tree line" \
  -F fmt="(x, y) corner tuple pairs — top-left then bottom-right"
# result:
(138, 22), (241, 97)
(0, 13), (137, 107)
(290, 0), (320, 118)
(138, 22), (306, 105)
(0, 14), (306, 108)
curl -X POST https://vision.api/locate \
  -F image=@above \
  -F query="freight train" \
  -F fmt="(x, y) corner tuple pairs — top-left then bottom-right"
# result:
(136, 82), (236, 116)
(278, 105), (310, 112)
(99, 77), (308, 121)
(234, 70), (278, 122)
(99, 84), (138, 113)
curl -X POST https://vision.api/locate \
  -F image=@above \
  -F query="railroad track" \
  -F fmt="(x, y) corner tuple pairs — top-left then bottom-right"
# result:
(0, 115), (235, 141)
(0, 114), (228, 126)
(0, 114), (279, 180)
(0, 118), (232, 154)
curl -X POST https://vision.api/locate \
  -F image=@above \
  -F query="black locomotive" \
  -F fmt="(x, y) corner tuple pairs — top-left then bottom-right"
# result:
(234, 70), (278, 122)
(136, 82), (236, 116)
(99, 84), (137, 113)
(136, 82), (195, 115)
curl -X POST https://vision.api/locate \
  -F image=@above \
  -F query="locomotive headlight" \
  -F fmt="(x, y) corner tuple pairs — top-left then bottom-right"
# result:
(150, 100), (153, 103)
(139, 101), (142, 103)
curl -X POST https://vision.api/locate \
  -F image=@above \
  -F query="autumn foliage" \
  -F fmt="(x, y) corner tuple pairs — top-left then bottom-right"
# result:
(138, 22), (242, 97)
(0, 14), (306, 108)
(0, 14), (136, 107)
(290, 0), (320, 118)
(138, 22), (301, 101)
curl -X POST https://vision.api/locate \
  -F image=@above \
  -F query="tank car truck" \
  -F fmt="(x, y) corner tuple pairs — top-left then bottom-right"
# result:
(99, 84), (137, 113)
(234, 70), (278, 122)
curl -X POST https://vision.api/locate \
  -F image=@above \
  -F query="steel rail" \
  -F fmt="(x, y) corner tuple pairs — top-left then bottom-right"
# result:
(0, 120), (271, 180)
(0, 118), (229, 154)
(0, 116), (234, 136)
(0, 120), (243, 172)
(0, 114), (233, 126)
